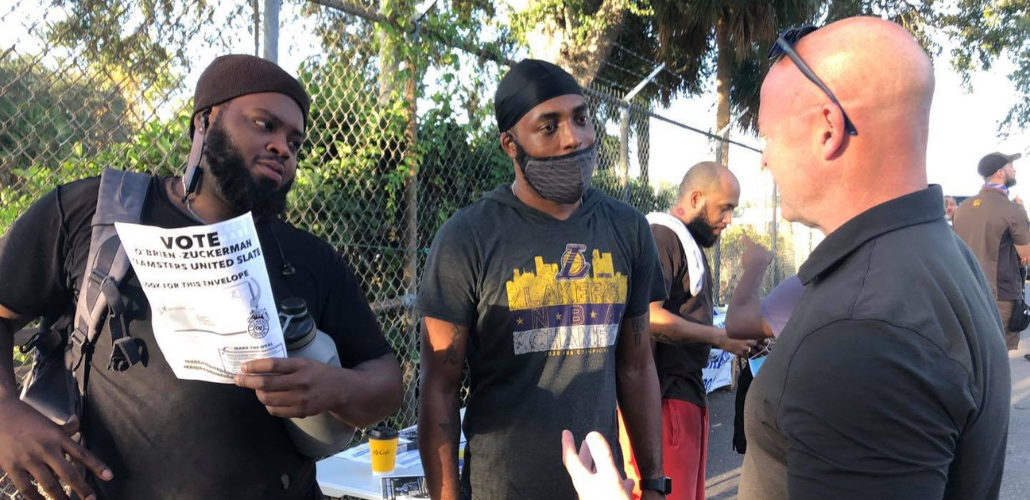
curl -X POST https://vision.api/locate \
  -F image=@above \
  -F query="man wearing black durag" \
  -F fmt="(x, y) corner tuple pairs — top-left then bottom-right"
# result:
(417, 59), (670, 500)
(0, 54), (402, 500)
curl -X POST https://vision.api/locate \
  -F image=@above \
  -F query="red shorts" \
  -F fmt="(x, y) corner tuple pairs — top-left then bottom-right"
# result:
(619, 399), (709, 500)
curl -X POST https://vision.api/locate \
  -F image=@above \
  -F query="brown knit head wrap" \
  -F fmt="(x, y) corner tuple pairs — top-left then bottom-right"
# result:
(190, 54), (310, 136)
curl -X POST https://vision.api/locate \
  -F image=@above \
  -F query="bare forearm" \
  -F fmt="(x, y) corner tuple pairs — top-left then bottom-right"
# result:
(726, 266), (768, 340)
(327, 355), (403, 427)
(729, 265), (765, 312)
(418, 318), (469, 500)
(418, 388), (462, 500)
(616, 314), (663, 480)
(649, 304), (720, 346)
(617, 363), (663, 480)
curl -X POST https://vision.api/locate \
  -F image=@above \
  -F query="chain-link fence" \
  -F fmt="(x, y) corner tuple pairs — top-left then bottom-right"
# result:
(2, 0), (803, 483)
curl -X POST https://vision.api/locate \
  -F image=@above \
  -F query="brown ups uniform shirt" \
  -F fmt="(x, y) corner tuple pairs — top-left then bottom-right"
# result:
(953, 187), (1030, 302)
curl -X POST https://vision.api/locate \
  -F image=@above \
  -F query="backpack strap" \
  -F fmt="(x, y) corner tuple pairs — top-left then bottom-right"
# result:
(68, 168), (151, 395)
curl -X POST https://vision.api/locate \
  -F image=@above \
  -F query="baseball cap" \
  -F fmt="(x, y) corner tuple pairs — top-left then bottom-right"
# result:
(977, 152), (1022, 178)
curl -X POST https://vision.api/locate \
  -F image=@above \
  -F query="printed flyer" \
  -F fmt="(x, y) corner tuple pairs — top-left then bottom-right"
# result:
(115, 212), (285, 383)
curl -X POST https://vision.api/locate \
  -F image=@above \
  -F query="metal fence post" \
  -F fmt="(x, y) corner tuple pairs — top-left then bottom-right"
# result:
(400, 18), (422, 427)
(262, 0), (279, 63)
(403, 39), (419, 300)
(253, 0), (260, 56)
(713, 137), (724, 303)
(619, 107), (630, 202)
(618, 64), (664, 203)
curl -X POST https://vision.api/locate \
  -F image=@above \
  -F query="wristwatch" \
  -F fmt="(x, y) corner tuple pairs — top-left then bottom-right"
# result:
(639, 476), (673, 495)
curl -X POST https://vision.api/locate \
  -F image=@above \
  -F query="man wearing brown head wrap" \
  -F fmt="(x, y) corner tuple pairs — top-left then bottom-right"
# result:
(417, 59), (668, 500)
(0, 54), (402, 500)
(741, 17), (1010, 500)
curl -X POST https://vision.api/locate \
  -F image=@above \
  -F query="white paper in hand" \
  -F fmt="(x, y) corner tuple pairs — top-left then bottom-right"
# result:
(115, 212), (285, 383)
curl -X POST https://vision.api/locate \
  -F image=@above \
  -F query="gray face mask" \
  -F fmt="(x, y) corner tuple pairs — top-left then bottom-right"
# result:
(513, 141), (597, 204)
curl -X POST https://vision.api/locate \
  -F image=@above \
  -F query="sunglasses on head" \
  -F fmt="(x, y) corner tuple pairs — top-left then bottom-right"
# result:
(768, 25), (858, 136)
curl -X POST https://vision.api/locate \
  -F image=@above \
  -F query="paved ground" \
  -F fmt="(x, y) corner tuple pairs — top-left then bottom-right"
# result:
(705, 330), (1030, 499)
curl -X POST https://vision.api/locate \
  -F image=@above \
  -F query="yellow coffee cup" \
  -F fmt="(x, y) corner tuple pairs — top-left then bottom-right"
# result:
(368, 426), (399, 475)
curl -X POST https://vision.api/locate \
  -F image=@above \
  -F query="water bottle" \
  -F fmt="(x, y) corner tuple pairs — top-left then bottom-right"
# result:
(279, 297), (355, 457)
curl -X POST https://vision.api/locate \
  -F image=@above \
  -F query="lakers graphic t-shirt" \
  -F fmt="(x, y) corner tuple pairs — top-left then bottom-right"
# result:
(417, 185), (667, 500)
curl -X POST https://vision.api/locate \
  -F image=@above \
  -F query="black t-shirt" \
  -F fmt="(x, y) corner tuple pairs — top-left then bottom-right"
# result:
(739, 186), (1010, 500)
(650, 225), (713, 408)
(416, 186), (667, 500)
(0, 175), (394, 500)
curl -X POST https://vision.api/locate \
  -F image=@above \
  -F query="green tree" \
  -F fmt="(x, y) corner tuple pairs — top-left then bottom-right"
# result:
(646, 1), (822, 163)
(0, 109), (190, 235)
(0, 57), (133, 177)
(508, 0), (651, 86)
(47, 0), (215, 106)
(2, 0), (215, 232)
(507, 1), (819, 180)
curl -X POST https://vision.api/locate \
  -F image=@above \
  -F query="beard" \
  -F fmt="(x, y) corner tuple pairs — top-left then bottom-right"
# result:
(204, 121), (293, 220)
(686, 211), (720, 248)
(1005, 174), (1017, 188)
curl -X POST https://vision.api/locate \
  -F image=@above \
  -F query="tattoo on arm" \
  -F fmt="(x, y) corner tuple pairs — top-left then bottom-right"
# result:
(629, 315), (646, 347)
(652, 330), (692, 346)
(444, 324), (464, 365)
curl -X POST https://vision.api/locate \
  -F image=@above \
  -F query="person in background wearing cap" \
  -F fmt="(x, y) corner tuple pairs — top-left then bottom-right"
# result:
(953, 151), (1030, 352)
(0, 54), (403, 500)
(416, 59), (669, 500)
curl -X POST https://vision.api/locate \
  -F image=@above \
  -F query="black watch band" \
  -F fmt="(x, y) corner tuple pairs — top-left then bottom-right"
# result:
(639, 476), (672, 495)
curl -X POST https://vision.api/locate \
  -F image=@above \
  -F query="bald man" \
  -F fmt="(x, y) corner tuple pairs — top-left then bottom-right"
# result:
(640, 162), (753, 500)
(740, 17), (1010, 500)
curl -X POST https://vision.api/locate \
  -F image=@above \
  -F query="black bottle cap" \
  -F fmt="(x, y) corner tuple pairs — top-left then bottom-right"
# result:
(281, 297), (308, 317)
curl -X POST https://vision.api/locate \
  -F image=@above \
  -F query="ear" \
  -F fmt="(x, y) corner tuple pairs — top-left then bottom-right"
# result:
(500, 132), (518, 160)
(689, 190), (704, 210)
(192, 113), (207, 135)
(819, 104), (847, 160)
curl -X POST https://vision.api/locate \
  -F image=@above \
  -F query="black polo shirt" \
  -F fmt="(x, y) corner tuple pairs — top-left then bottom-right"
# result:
(739, 186), (1011, 500)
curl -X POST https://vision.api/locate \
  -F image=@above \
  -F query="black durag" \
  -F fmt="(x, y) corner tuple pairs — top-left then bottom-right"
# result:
(494, 59), (583, 133)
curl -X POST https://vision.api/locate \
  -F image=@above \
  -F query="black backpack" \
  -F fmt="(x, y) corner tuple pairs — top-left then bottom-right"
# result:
(18, 168), (151, 425)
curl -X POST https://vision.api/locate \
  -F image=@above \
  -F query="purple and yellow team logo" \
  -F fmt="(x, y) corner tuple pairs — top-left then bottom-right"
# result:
(506, 244), (628, 356)
(556, 244), (591, 280)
